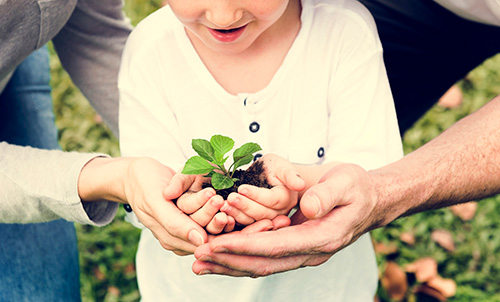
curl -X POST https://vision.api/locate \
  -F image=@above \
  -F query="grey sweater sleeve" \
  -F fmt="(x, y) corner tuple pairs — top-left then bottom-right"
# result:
(0, 142), (118, 225)
(52, 0), (133, 136)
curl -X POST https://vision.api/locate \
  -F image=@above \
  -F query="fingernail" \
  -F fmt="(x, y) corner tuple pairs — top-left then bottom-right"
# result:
(205, 189), (215, 198)
(198, 270), (211, 275)
(198, 255), (213, 262)
(239, 187), (248, 195)
(188, 229), (205, 246)
(229, 196), (239, 206)
(213, 246), (228, 253)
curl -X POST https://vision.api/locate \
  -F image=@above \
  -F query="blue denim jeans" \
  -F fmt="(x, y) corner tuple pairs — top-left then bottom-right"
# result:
(0, 46), (81, 302)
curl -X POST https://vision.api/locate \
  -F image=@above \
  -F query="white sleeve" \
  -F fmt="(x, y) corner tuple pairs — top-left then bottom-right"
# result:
(0, 142), (118, 225)
(52, 0), (133, 136)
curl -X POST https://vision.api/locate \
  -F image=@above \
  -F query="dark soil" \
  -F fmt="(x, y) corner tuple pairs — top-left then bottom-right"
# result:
(203, 160), (272, 199)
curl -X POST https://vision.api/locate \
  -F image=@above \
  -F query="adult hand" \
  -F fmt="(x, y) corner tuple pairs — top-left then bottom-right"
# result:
(192, 163), (384, 277)
(79, 157), (208, 256)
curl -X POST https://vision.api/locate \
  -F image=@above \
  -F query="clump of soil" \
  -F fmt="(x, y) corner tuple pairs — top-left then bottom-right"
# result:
(203, 160), (272, 199)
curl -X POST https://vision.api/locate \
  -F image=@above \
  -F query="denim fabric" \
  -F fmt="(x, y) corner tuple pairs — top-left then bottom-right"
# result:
(0, 46), (81, 302)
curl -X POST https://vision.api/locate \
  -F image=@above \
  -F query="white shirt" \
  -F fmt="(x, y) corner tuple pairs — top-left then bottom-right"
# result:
(435, 0), (500, 26)
(119, 0), (403, 301)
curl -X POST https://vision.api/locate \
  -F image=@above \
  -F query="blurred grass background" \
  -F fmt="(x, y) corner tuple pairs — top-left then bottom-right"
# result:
(49, 1), (500, 301)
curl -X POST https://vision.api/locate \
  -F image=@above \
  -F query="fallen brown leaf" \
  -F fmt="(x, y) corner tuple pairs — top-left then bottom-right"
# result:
(427, 276), (457, 297)
(400, 231), (416, 245)
(406, 258), (438, 283)
(374, 242), (398, 255)
(450, 202), (477, 221)
(107, 286), (120, 297)
(438, 84), (462, 109)
(414, 284), (447, 302)
(93, 267), (105, 281)
(431, 229), (456, 252)
(381, 261), (408, 301)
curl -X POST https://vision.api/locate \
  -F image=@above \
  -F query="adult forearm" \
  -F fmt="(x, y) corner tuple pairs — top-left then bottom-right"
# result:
(370, 95), (500, 223)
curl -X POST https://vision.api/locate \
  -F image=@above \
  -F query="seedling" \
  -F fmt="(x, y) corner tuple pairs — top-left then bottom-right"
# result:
(181, 135), (262, 190)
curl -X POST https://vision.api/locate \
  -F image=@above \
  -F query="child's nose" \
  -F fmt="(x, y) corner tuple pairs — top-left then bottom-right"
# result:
(206, 4), (244, 28)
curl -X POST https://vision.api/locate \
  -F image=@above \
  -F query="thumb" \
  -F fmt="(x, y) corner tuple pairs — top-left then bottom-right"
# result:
(284, 171), (306, 191)
(300, 181), (340, 219)
(163, 173), (194, 200)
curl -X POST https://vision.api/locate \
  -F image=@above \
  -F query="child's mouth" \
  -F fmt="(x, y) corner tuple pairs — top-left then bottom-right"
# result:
(208, 25), (247, 43)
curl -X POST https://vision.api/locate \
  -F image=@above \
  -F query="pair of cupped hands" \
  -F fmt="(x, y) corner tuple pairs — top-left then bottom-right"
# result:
(124, 154), (379, 278)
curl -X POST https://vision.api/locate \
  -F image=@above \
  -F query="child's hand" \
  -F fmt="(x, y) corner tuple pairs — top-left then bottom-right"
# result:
(164, 172), (235, 234)
(222, 154), (305, 225)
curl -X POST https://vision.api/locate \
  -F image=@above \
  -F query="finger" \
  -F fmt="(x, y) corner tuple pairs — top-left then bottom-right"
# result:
(220, 197), (255, 225)
(238, 185), (297, 212)
(240, 219), (274, 234)
(227, 192), (279, 221)
(283, 170), (306, 191)
(223, 216), (236, 233)
(259, 154), (305, 191)
(173, 250), (192, 256)
(178, 188), (216, 214)
(192, 259), (251, 277)
(269, 167), (305, 192)
(271, 215), (291, 229)
(300, 181), (340, 219)
(163, 173), (196, 200)
(205, 212), (229, 234)
(139, 215), (198, 254)
(138, 199), (208, 247)
(189, 194), (224, 226)
(200, 221), (326, 258)
(193, 247), (331, 277)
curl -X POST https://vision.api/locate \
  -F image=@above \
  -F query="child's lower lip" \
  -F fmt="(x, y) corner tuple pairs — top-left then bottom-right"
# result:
(208, 25), (247, 43)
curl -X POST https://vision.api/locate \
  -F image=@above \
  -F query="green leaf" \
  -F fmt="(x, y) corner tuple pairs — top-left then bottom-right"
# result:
(233, 154), (253, 170)
(205, 171), (217, 178)
(233, 143), (261, 168)
(211, 135), (234, 162)
(234, 142), (261, 160)
(192, 139), (216, 162)
(211, 172), (234, 190)
(181, 156), (214, 175)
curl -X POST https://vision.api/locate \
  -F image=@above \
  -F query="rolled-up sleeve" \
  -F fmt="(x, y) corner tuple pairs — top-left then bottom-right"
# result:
(52, 0), (133, 136)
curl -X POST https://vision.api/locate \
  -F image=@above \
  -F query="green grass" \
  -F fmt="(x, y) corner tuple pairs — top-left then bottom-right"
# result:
(373, 54), (500, 302)
(49, 2), (500, 301)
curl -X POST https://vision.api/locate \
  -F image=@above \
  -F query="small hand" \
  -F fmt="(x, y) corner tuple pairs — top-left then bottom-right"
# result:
(222, 154), (305, 225)
(165, 172), (235, 234)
